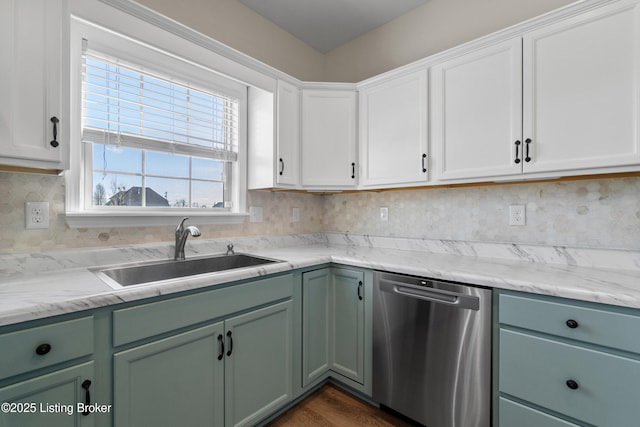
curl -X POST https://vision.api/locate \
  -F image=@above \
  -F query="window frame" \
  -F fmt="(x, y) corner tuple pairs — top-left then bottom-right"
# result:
(66, 16), (248, 227)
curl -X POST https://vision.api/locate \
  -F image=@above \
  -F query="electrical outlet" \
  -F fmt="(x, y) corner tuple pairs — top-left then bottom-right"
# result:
(292, 207), (300, 222)
(509, 204), (526, 226)
(380, 207), (389, 222)
(25, 202), (50, 229)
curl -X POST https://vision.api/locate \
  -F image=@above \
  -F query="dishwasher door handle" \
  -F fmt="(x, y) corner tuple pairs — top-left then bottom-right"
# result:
(379, 280), (480, 310)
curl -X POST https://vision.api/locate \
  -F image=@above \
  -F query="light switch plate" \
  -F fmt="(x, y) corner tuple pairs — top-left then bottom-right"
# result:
(292, 207), (300, 222)
(25, 202), (50, 229)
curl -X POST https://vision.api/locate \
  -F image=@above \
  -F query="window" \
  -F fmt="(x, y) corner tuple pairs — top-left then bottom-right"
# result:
(83, 52), (237, 210)
(67, 18), (248, 227)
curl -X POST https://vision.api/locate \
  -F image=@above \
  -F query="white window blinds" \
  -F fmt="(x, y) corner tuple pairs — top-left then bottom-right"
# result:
(82, 50), (239, 162)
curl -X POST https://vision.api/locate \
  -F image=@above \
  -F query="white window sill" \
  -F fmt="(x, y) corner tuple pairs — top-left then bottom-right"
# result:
(65, 210), (248, 228)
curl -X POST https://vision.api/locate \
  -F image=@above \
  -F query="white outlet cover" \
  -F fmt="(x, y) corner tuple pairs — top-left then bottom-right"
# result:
(380, 207), (389, 222)
(509, 204), (526, 226)
(292, 207), (300, 222)
(25, 201), (50, 229)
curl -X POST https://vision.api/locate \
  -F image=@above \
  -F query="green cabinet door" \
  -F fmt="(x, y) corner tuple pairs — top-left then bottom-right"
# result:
(113, 323), (225, 427)
(330, 268), (365, 384)
(224, 301), (293, 427)
(0, 361), (95, 427)
(301, 269), (331, 386)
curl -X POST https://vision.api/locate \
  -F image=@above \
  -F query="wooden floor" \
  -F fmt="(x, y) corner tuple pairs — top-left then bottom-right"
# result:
(266, 383), (418, 427)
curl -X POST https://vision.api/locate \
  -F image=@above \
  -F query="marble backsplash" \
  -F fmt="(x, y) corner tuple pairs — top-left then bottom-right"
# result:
(324, 177), (640, 251)
(0, 172), (325, 254)
(2, 171), (640, 254)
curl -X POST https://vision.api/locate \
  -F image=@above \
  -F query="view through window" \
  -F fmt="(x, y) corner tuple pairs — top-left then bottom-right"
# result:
(82, 52), (239, 210)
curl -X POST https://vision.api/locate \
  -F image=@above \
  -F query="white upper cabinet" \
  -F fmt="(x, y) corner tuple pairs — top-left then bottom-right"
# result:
(522, 0), (640, 174)
(0, 0), (69, 171)
(359, 70), (429, 187)
(432, 38), (522, 181)
(248, 80), (300, 190)
(301, 89), (357, 188)
(276, 80), (300, 187)
(432, 0), (640, 183)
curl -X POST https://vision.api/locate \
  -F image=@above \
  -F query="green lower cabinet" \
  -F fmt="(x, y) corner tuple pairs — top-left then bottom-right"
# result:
(113, 323), (225, 427)
(113, 301), (293, 427)
(301, 267), (366, 388)
(0, 361), (95, 427)
(330, 268), (365, 384)
(301, 268), (331, 387)
(225, 301), (293, 427)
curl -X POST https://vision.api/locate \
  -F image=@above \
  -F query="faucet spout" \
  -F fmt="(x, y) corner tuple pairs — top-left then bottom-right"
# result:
(174, 217), (201, 260)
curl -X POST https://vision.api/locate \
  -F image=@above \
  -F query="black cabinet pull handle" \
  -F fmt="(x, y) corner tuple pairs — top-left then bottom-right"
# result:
(81, 379), (92, 416)
(351, 162), (356, 179)
(279, 158), (284, 176)
(421, 153), (427, 173)
(524, 138), (532, 162)
(217, 334), (224, 361)
(357, 280), (363, 301)
(226, 331), (233, 357)
(50, 117), (60, 148)
(35, 343), (52, 356)
(514, 140), (521, 164)
(566, 379), (579, 390)
(566, 319), (579, 329)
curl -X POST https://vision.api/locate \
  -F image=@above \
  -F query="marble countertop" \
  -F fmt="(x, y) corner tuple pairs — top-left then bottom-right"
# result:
(1, 233), (639, 327)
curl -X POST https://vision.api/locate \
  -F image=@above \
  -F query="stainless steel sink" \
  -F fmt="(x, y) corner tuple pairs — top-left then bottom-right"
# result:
(94, 253), (282, 287)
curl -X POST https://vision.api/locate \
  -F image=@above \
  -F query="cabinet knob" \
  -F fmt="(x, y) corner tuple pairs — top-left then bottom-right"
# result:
(566, 379), (579, 390)
(35, 343), (52, 355)
(50, 117), (60, 148)
(566, 319), (579, 329)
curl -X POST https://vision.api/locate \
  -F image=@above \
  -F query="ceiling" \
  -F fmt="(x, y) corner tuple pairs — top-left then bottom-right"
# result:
(238, 0), (432, 53)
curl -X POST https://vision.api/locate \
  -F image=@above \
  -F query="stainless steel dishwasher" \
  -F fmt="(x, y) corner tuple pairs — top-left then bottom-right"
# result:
(373, 271), (492, 427)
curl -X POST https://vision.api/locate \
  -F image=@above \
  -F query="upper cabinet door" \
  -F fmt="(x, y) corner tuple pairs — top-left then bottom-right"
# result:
(432, 38), (523, 181)
(301, 89), (357, 188)
(359, 70), (429, 187)
(0, 0), (69, 171)
(276, 80), (300, 186)
(523, 0), (640, 174)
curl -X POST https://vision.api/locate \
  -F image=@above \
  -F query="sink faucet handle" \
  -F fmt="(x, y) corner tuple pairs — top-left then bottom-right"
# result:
(226, 244), (235, 255)
(176, 217), (189, 233)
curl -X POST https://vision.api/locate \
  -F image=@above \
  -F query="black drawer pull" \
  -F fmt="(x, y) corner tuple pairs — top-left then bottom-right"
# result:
(217, 334), (224, 361)
(566, 379), (579, 390)
(279, 158), (284, 176)
(81, 379), (92, 416)
(351, 162), (356, 179)
(524, 138), (532, 162)
(226, 331), (233, 357)
(514, 140), (521, 164)
(35, 343), (52, 355)
(50, 116), (60, 148)
(357, 281), (363, 301)
(566, 319), (579, 329)
(421, 153), (427, 173)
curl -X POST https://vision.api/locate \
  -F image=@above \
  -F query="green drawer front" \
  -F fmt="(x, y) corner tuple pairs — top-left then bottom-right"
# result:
(0, 317), (94, 381)
(499, 329), (640, 427)
(113, 274), (293, 346)
(499, 397), (580, 427)
(499, 292), (640, 354)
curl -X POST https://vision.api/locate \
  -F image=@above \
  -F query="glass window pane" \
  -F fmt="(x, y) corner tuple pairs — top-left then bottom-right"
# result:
(92, 144), (142, 174)
(192, 181), (224, 209)
(145, 177), (188, 207)
(92, 173), (142, 206)
(192, 158), (225, 181)
(145, 151), (189, 178)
